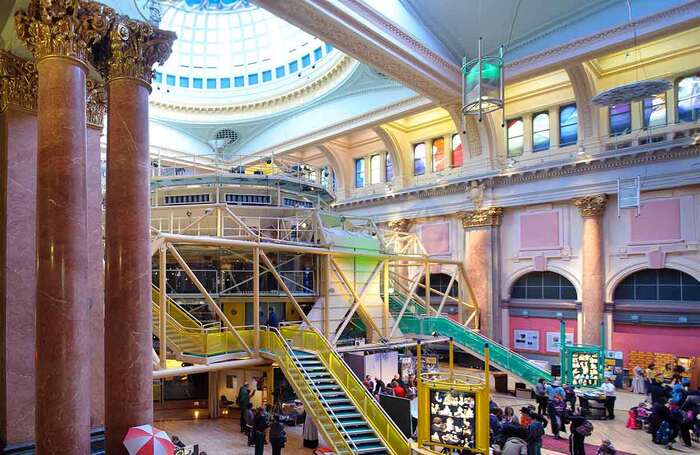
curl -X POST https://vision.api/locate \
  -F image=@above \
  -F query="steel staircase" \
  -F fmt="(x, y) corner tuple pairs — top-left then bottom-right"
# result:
(389, 293), (552, 385)
(291, 350), (387, 454)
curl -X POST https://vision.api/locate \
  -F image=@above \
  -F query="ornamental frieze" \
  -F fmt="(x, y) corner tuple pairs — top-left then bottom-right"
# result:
(15, 0), (115, 66)
(387, 219), (412, 232)
(461, 207), (503, 228)
(573, 194), (608, 217)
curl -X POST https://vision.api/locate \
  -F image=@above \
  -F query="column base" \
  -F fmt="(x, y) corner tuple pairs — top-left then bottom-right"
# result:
(1, 428), (105, 454)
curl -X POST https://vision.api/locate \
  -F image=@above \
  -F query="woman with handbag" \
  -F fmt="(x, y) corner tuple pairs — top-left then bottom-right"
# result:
(270, 415), (287, 455)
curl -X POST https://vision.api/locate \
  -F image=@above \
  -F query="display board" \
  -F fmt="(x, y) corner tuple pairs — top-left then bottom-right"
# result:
(570, 350), (602, 387)
(399, 356), (416, 383)
(429, 389), (476, 449)
(514, 329), (539, 351)
(546, 332), (574, 353)
(422, 355), (439, 373)
(379, 393), (413, 438)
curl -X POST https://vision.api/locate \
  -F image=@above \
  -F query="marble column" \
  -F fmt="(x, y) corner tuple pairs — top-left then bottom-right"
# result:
(102, 17), (175, 454)
(15, 2), (114, 452)
(573, 194), (608, 345)
(462, 207), (503, 340)
(0, 51), (38, 447)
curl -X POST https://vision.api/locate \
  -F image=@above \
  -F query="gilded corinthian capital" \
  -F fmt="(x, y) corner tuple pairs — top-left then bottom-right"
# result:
(573, 194), (608, 217)
(387, 219), (412, 232)
(15, 0), (115, 66)
(461, 207), (503, 228)
(98, 16), (176, 85)
(0, 51), (38, 112)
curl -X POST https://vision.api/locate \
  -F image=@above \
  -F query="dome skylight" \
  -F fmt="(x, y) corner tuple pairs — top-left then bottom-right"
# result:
(151, 0), (347, 107)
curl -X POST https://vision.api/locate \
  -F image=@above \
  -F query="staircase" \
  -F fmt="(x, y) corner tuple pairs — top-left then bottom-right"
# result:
(389, 293), (552, 385)
(292, 350), (387, 454)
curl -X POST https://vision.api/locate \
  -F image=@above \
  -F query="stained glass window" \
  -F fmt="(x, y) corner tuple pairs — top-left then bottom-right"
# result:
(677, 75), (700, 123)
(413, 143), (426, 176)
(451, 134), (463, 167)
(643, 93), (666, 128)
(559, 104), (578, 146)
(432, 137), (445, 172)
(354, 158), (365, 188)
(614, 269), (700, 302)
(609, 103), (631, 136)
(532, 111), (550, 152)
(507, 118), (524, 157)
(385, 152), (394, 182)
(370, 154), (381, 185)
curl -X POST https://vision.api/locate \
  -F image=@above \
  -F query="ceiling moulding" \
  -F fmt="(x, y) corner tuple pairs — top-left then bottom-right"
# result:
(506, 1), (700, 83)
(249, 95), (433, 158)
(254, 0), (461, 103)
(149, 54), (356, 116)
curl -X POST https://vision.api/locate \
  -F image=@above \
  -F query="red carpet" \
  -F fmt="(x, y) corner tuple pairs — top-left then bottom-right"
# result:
(542, 435), (635, 455)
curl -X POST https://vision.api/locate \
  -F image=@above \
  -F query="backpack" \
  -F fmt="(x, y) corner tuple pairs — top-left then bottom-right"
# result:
(575, 420), (594, 436)
(655, 421), (672, 445)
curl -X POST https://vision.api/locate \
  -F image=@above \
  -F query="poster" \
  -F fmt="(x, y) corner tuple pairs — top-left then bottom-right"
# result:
(514, 329), (539, 351)
(422, 356), (439, 373)
(429, 389), (476, 448)
(399, 356), (416, 383)
(570, 351), (601, 387)
(546, 332), (574, 353)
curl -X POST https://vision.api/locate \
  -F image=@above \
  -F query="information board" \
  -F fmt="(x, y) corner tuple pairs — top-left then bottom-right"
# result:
(429, 390), (476, 449)
(570, 351), (601, 387)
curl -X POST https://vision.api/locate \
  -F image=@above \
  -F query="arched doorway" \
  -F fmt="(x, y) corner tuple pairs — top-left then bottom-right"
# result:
(612, 268), (700, 367)
(416, 273), (460, 319)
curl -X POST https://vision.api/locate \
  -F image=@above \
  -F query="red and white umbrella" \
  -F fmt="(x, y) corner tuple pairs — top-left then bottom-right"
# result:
(123, 424), (176, 455)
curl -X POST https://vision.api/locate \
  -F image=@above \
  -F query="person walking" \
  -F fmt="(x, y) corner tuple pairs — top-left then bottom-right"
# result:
(526, 412), (547, 455)
(253, 407), (269, 455)
(567, 412), (592, 455)
(269, 415), (286, 455)
(600, 377), (617, 420)
(266, 307), (280, 329)
(534, 378), (548, 416)
(236, 383), (255, 433)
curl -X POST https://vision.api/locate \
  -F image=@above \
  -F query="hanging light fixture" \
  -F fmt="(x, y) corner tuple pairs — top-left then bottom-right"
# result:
(461, 37), (504, 122)
(591, 0), (670, 107)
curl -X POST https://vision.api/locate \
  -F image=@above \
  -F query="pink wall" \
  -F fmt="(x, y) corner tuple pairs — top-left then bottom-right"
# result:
(520, 211), (559, 249)
(420, 223), (450, 254)
(613, 324), (700, 367)
(630, 199), (681, 242)
(509, 316), (576, 356)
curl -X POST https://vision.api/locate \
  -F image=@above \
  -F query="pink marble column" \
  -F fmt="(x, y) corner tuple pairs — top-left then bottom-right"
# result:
(462, 208), (503, 340)
(103, 18), (175, 454)
(574, 195), (608, 345)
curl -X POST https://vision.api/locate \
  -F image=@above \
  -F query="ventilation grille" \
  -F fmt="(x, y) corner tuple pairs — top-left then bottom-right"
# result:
(215, 128), (240, 145)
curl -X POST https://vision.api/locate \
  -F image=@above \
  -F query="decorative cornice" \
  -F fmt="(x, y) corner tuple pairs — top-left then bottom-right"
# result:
(98, 16), (175, 86)
(0, 51), (37, 113)
(86, 79), (106, 128)
(15, 0), (115, 67)
(387, 218), (412, 232)
(573, 194), (608, 217)
(461, 207), (503, 228)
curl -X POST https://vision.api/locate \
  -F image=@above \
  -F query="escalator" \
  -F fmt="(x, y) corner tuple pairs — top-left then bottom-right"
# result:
(389, 293), (552, 385)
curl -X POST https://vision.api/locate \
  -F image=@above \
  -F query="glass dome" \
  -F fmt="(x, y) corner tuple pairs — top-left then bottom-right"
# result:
(151, 0), (346, 107)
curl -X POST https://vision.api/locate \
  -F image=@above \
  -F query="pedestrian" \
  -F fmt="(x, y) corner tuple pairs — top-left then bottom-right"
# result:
(253, 407), (269, 455)
(567, 412), (593, 455)
(534, 378), (548, 416)
(526, 412), (547, 455)
(596, 438), (616, 454)
(236, 382), (255, 432)
(244, 403), (255, 446)
(269, 415), (287, 455)
(547, 394), (565, 439)
(600, 377), (616, 420)
(303, 411), (319, 448)
(266, 306), (280, 329)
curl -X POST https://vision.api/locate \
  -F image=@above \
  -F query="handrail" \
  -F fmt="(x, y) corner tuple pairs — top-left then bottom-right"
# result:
(280, 325), (410, 455)
(151, 284), (202, 328)
(263, 327), (360, 454)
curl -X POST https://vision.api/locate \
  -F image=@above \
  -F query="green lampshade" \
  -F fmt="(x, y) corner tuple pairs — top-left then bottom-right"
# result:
(465, 61), (501, 89)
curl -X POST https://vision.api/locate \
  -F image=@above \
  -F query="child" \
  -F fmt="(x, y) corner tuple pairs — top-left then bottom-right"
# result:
(596, 439), (616, 454)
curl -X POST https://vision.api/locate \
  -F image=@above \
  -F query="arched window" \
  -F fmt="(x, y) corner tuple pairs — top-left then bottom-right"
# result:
(432, 137), (445, 172)
(677, 74), (700, 123)
(385, 152), (394, 181)
(370, 154), (381, 185)
(451, 133), (463, 167)
(507, 118), (524, 157)
(614, 269), (700, 302)
(532, 111), (550, 152)
(417, 273), (459, 298)
(511, 271), (577, 300)
(559, 104), (578, 146)
(413, 143), (426, 176)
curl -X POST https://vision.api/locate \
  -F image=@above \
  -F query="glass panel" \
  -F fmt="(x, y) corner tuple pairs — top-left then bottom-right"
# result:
(609, 103), (631, 136)
(511, 285), (526, 299)
(354, 158), (365, 188)
(681, 271), (700, 286)
(643, 93), (666, 128)
(559, 104), (578, 146)
(370, 154), (381, 185)
(413, 143), (426, 176)
(659, 268), (681, 284)
(636, 285), (657, 300)
(635, 269), (658, 285)
(542, 271), (559, 286)
(683, 285), (700, 301)
(507, 118), (524, 157)
(526, 286), (543, 299)
(385, 152), (393, 181)
(432, 137), (445, 172)
(561, 286), (577, 300)
(526, 273), (542, 287)
(614, 284), (635, 300)
(677, 75), (700, 123)
(451, 134), (463, 167)
(542, 286), (559, 299)
(532, 112), (550, 152)
(659, 285), (681, 301)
